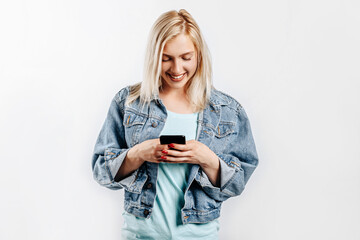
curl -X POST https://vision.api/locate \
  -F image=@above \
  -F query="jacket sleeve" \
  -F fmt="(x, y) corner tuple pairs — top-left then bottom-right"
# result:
(91, 92), (140, 191)
(195, 105), (259, 202)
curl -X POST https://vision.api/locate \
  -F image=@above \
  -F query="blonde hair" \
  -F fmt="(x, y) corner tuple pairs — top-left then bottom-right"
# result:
(125, 9), (213, 112)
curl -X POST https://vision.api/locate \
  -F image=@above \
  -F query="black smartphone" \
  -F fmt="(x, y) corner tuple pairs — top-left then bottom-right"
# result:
(160, 135), (186, 145)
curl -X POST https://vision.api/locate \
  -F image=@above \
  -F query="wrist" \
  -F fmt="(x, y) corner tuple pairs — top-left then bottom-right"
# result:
(200, 152), (219, 169)
(127, 145), (142, 164)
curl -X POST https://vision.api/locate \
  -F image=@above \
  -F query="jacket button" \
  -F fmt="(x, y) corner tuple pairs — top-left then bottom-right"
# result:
(146, 183), (152, 189)
(151, 122), (157, 128)
(144, 209), (149, 215)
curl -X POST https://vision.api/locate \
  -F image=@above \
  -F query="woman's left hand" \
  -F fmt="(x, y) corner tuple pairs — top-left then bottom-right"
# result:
(160, 140), (218, 168)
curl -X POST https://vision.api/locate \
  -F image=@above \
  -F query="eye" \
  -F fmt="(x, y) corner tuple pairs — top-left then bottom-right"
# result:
(162, 58), (171, 62)
(183, 58), (191, 61)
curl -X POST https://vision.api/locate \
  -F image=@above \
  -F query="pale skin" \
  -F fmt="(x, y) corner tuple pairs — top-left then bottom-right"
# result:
(115, 34), (221, 187)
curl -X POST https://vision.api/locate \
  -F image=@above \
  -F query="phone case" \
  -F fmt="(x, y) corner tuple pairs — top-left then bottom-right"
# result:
(159, 135), (186, 144)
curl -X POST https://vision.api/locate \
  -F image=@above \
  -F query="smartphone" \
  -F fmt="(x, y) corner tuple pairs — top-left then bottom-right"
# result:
(160, 135), (186, 145)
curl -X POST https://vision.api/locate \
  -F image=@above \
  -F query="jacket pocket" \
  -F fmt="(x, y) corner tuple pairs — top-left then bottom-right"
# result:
(203, 121), (236, 153)
(203, 121), (236, 138)
(123, 109), (147, 147)
(213, 121), (236, 138)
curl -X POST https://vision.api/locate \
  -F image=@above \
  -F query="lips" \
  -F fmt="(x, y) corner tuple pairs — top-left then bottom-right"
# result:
(167, 72), (186, 82)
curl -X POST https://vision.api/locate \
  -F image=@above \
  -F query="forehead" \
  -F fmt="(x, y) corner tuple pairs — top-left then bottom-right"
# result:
(163, 34), (196, 56)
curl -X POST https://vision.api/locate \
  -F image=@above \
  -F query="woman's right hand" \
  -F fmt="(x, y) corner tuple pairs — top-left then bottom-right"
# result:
(115, 138), (167, 181)
(127, 138), (167, 164)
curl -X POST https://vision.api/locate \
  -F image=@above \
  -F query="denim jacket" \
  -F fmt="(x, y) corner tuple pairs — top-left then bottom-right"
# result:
(92, 85), (258, 224)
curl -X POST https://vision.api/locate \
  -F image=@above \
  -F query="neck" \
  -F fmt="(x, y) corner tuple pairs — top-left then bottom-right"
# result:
(159, 87), (187, 99)
(159, 88), (195, 114)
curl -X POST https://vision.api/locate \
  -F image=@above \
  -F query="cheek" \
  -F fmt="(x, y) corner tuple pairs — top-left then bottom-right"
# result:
(186, 60), (197, 72)
(161, 63), (169, 73)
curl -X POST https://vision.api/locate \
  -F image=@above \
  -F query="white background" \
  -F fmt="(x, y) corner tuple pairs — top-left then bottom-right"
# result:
(1, 0), (359, 239)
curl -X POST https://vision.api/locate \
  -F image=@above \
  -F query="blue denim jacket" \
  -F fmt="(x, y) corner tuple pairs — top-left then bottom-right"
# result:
(92, 85), (258, 224)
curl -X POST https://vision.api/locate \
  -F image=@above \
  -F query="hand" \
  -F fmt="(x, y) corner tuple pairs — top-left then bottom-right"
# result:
(159, 140), (219, 168)
(115, 138), (167, 182)
(128, 138), (168, 164)
(131, 139), (221, 187)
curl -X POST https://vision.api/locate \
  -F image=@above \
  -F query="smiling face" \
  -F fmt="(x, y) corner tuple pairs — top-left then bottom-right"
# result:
(160, 33), (198, 93)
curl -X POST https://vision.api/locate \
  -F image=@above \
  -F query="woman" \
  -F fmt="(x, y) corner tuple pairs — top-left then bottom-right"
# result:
(92, 9), (258, 240)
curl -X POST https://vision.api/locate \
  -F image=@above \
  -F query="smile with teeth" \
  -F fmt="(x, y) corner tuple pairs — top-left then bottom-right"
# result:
(167, 73), (186, 81)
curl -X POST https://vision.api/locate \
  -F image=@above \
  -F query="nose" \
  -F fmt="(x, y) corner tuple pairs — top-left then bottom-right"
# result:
(171, 58), (183, 74)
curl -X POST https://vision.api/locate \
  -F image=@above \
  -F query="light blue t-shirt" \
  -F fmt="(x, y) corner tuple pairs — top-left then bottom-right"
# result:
(121, 110), (220, 240)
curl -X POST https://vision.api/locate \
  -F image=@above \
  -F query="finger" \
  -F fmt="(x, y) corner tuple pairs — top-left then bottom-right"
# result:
(157, 155), (171, 163)
(160, 156), (190, 162)
(156, 142), (171, 150)
(165, 149), (192, 157)
(155, 148), (166, 158)
(168, 143), (188, 151)
(160, 146), (171, 155)
(155, 144), (165, 150)
(154, 151), (162, 158)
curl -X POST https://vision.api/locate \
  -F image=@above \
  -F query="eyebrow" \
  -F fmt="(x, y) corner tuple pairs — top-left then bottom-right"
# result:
(162, 51), (194, 57)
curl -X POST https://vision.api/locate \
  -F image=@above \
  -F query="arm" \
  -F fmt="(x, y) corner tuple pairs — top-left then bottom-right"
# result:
(114, 145), (144, 182)
(91, 92), (143, 191)
(199, 152), (221, 188)
(195, 106), (259, 202)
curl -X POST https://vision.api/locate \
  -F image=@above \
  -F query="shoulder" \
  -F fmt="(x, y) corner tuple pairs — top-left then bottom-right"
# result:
(210, 88), (252, 126)
(210, 88), (243, 113)
(112, 82), (141, 105)
(107, 86), (129, 114)
(110, 83), (144, 114)
(113, 85), (131, 104)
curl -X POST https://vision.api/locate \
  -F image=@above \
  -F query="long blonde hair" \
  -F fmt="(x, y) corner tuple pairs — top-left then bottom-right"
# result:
(125, 9), (213, 112)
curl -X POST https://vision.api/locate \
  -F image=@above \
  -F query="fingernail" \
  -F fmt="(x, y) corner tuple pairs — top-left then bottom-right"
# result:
(168, 144), (175, 148)
(161, 156), (167, 160)
(162, 150), (168, 154)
